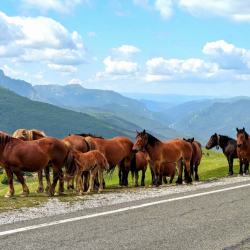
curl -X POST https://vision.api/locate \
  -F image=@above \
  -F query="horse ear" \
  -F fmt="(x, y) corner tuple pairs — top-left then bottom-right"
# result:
(215, 133), (217, 136)
(143, 129), (146, 134)
(191, 137), (194, 142)
(243, 127), (245, 132)
(236, 128), (239, 132)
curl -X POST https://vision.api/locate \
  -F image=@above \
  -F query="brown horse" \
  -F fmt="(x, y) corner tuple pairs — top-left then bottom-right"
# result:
(12, 129), (50, 193)
(65, 150), (109, 194)
(132, 130), (192, 185)
(236, 128), (250, 162)
(131, 152), (148, 187)
(0, 132), (70, 197)
(183, 138), (202, 181)
(62, 134), (91, 189)
(79, 135), (136, 186)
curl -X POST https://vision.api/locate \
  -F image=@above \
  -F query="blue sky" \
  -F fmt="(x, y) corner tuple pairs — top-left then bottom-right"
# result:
(0, 0), (250, 96)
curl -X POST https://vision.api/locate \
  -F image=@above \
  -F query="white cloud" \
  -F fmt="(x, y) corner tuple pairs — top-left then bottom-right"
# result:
(133, 0), (150, 9)
(155, 0), (173, 20)
(103, 56), (139, 75)
(69, 78), (83, 85)
(0, 11), (86, 72)
(87, 31), (97, 38)
(112, 45), (141, 57)
(145, 57), (219, 81)
(48, 64), (77, 73)
(203, 40), (250, 70)
(21, 0), (87, 13)
(179, 0), (250, 22)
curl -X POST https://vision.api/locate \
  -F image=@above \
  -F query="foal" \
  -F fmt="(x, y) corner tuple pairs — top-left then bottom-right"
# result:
(66, 150), (109, 194)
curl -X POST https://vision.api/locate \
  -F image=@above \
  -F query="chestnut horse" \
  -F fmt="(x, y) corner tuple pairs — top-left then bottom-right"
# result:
(12, 128), (50, 192)
(79, 135), (136, 186)
(0, 132), (70, 197)
(62, 134), (92, 189)
(65, 150), (109, 194)
(131, 152), (148, 187)
(236, 128), (250, 165)
(133, 130), (192, 185)
(183, 138), (202, 181)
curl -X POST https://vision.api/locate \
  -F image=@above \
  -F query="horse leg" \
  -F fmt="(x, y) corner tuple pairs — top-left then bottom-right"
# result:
(58, 168), (64, 195)
(141, 170), (145, 187)
(135, 171), (139, 187)
(98, 169), (104, 193)
(244, 160), (249, 175)
(4, 168), (15, 198)
(131, 171), (135, 186)
(239, 159), (243, 176)
(176, 160), (183, 184)
(87, 171), (95, 193)
(37, 170), (44, 193)
(194, 164), (199, 181)
(44, 165), (52, 192)
(13, 170), (30, 197)
(228, 156), (233, 176)
(184, 159), (192, 184)
(118, 166), (123, 186)
(159, 173), (163, 186)
(150, 166), (155, 186)
(48, 168), (59, 196)
(153, 163), (160, 187)
(163, 176), (168, 184)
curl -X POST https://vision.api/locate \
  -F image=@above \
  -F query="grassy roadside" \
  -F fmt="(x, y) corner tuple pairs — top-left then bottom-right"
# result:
(0, 150), (241, 212)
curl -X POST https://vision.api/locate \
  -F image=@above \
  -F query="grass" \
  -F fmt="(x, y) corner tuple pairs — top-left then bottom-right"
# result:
(0, 149), (241, 212)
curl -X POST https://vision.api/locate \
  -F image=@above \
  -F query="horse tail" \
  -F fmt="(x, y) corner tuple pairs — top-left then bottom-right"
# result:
(65, 150), (76, 176)
(130, 152), (137, 173)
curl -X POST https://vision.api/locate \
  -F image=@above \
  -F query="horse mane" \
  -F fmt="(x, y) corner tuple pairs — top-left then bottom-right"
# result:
(72, 133), (104, 139)
(30, 129), (47, 138)
(219, 134), (236, 143)
(144, 132), (161, 146)
(0, 132), (12, 146)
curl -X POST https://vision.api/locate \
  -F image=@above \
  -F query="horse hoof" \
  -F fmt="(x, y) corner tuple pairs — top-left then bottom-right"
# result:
(238, 173), (243, 177)
(243, 172), (249, 176)
(4, 192), (14, 198)
(36, 187), (44, 193)
(20, 192), (29, 197)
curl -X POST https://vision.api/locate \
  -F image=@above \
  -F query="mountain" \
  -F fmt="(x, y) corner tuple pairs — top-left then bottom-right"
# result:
(0, 87), (136, 138)
(0, 70), (180, 139)
(169, 98), (250, 143)
(0, 69), (36, 98)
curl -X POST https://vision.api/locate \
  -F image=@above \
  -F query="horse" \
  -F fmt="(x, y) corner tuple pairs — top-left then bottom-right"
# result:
(132, 130), (192, 185)
(206, 133), (249, 175)
(65, 150), (109, 194)
(183, 138), (202, 181)
(62, 134), (92, 190)
(236, 128), (250, 169)
(78, 135), (136, 186)
(0, 132), (70, 197)
(12, 129), (51, 193)
(131, 152), (148, 187)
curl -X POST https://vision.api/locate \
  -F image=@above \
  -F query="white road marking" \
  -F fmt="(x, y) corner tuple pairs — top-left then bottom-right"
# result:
(1, 182), (250, 237)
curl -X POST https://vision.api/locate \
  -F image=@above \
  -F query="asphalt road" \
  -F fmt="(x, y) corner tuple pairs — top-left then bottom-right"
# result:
(1, 181), (250, 250)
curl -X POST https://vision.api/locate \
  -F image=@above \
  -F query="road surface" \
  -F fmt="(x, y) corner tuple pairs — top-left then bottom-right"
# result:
(1, 180), (250, 250)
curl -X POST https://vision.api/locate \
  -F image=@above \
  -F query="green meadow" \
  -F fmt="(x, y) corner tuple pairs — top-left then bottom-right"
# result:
(0, 150), (241, 212)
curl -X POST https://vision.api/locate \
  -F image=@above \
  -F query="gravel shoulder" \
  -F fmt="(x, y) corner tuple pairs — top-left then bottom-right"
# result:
(0, 176), (249, 225)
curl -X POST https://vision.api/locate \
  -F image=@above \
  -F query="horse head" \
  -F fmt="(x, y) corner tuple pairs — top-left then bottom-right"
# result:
(236, 127), (249, 149)
(133, 129), (148, 152)
(206, 133), (219, 150)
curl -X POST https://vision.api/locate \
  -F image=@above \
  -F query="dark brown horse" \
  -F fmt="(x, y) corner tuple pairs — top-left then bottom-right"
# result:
(206, 133), (249, 175)
(133, 130), (192, 185)
(12, 129), (50, 193)
(65, 150), (109, 194)
(80, 135), (136, 186)
(236, 128), (250, 167)
(183, 138), (202, 181)
(0, 132), (70, 197)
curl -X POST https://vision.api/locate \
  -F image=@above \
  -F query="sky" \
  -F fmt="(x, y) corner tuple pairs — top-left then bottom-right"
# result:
(0, 0), (250, 96)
